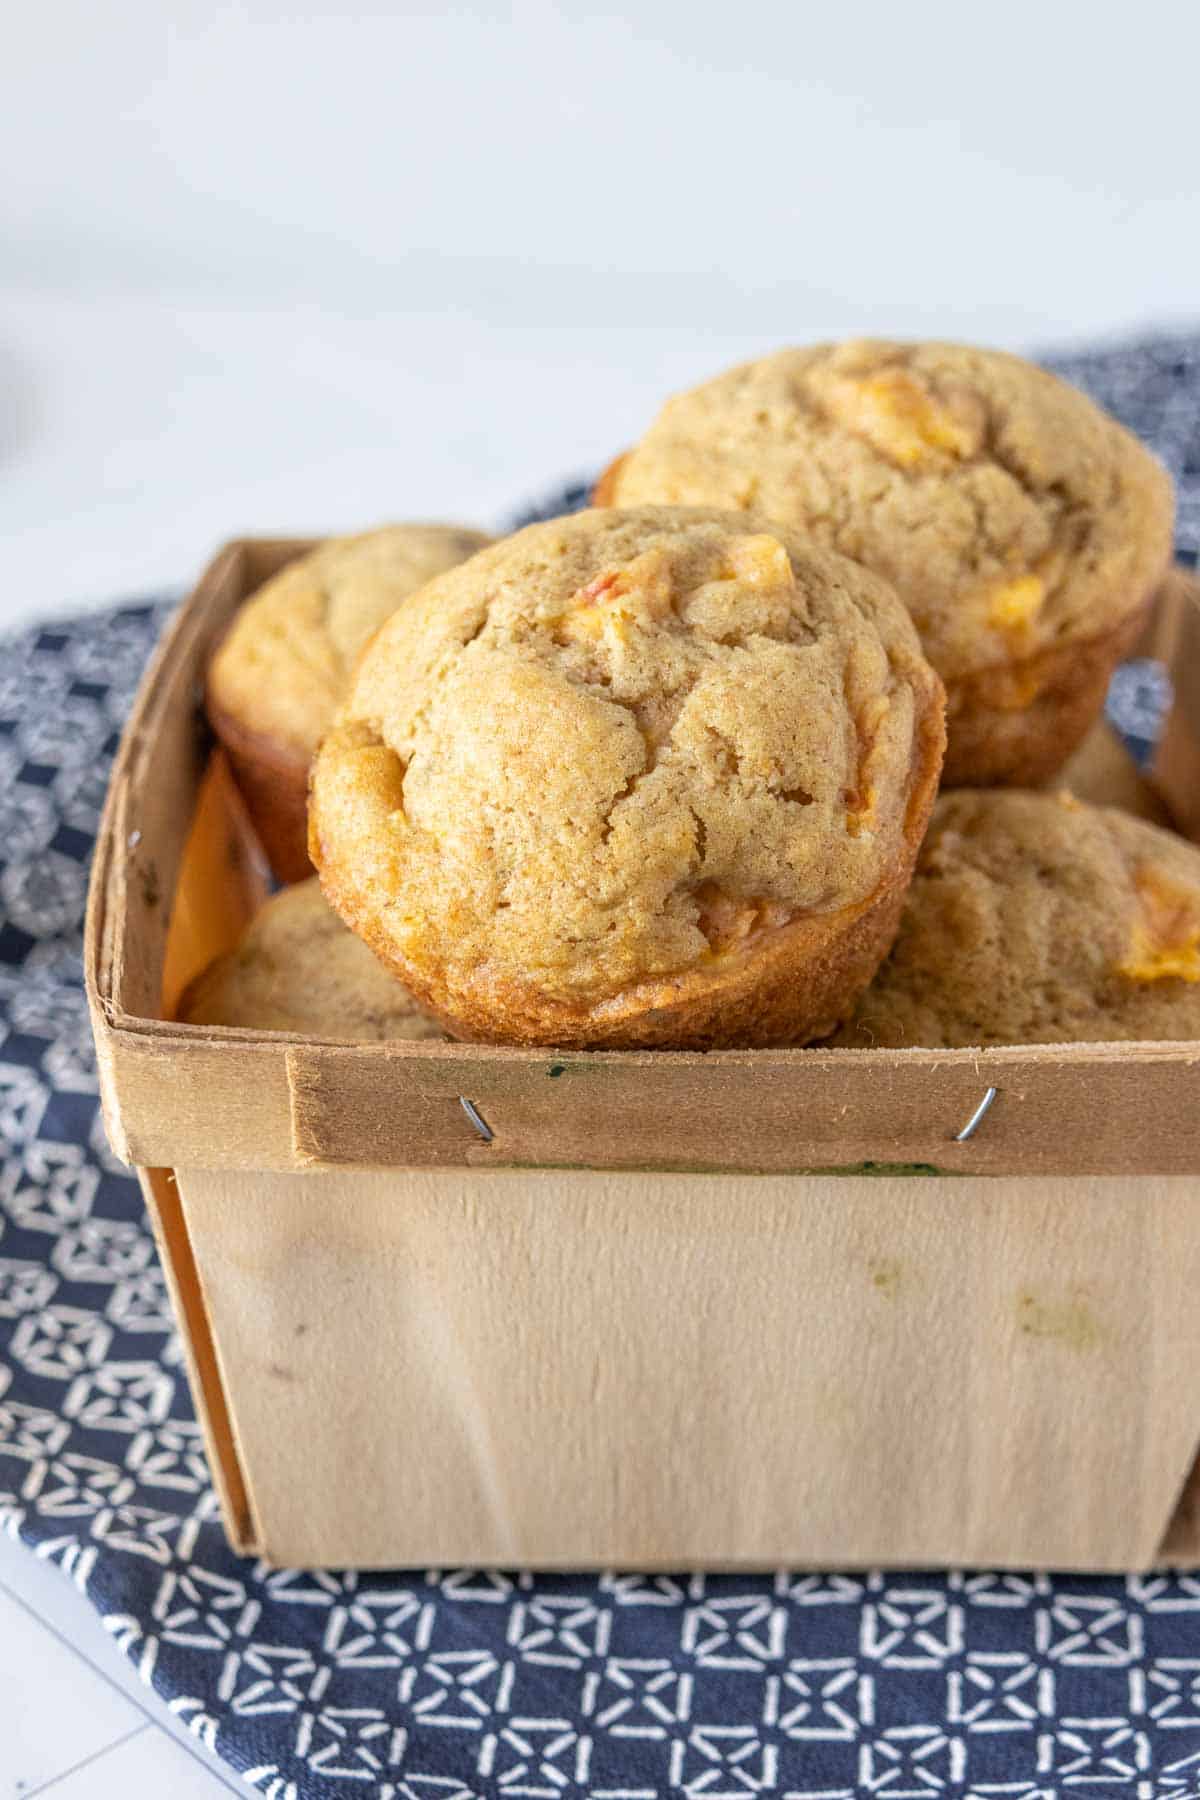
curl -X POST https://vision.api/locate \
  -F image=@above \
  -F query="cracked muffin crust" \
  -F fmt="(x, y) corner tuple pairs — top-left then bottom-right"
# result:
(831, 791), (1200, 1048)
(178, 878), (444, 1039)
(207, 523), (492, 881)
(599, 341), (1174, 786)
(309, 506), (946, 1048)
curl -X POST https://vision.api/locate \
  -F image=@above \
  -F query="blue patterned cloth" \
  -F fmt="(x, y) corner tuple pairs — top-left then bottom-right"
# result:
(2, 334), (1200, 1799)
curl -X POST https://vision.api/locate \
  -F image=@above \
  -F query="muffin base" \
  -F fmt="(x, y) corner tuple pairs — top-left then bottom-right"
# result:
(206, 700), (313, 884)
(310, 691), (945, 1051)
(942, 595), (1154, 789)
(412, 865), (915, 1050)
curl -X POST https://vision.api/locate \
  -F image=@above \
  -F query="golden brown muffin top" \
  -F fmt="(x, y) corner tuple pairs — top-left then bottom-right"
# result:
(178, 878), (443, 1039)
(609, 341), (1174, 681)
(832, 790), (1200, 1048)
(207, 523), (492, 760)
(310, 506), (944, 1018)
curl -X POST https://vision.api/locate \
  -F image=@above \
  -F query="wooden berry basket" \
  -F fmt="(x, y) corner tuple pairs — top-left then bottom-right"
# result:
(85, 540), (1200, 1571)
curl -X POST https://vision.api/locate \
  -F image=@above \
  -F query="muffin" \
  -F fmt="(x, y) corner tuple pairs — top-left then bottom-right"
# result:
(600, 341), (1174, 787)
(831, 791), (1200, 1048)
(207, 523), (492, 881)
(309, 506), (946, 1049)
(178, 878), (444, 1040)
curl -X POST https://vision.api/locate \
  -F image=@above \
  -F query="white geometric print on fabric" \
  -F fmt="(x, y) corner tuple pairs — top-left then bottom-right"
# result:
(1, 335), (1200, 1797)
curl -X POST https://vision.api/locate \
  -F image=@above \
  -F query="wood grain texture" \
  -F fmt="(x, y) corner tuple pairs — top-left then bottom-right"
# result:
(176, 1164), (1200, 1571)
(89, 1029), (1200, 1176)
(282, 1038), (1200, 1176)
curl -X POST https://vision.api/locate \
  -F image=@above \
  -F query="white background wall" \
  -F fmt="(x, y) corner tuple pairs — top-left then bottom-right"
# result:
(2, 1), (1198, 626)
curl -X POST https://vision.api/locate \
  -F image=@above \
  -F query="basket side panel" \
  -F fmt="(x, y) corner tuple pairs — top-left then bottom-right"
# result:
(103, 546), (248, 1024)
(174, 1166), (1200, 1572)
(138, 1167), (257, 1553)
(161, 749), (271, 1018)
(85, 538), (312, 1165)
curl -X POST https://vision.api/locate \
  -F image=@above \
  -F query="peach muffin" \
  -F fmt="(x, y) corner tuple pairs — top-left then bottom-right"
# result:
(178, 878), (443, 1039)
(207, 523), (491, 881)
(599, 341), (1174, 787)
(309, 506), (946, 1049)
(832, 791), (1200, 1048)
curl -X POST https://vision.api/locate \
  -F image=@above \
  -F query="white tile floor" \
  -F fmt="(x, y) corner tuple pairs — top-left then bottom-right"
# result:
(0, 1530), (240, 1797)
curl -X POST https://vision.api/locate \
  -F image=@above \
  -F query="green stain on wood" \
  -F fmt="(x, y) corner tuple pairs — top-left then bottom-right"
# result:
(489, 1157), (950, 1177)
(824, 1160), (947, 1177)
(1016, 1289), (1104, 1351)
(869, 1257), (904, 1296)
